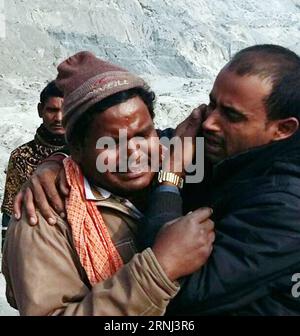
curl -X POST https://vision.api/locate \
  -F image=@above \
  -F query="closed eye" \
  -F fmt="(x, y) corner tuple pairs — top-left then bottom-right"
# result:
(221, 106), (247, 122)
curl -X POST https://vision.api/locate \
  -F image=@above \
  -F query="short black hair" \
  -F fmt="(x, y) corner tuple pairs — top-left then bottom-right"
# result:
(40, 80), (63, 106)
(266, 69), (300, 121)
(227, 44), (300, 120)
(68, 87), (156, 147)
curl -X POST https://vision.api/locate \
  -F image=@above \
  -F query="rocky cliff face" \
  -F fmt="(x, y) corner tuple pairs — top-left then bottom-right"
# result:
(0, 0), (300, 200)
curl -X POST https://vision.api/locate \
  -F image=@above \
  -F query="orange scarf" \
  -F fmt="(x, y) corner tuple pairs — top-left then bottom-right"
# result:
(63, 157), (123, 286)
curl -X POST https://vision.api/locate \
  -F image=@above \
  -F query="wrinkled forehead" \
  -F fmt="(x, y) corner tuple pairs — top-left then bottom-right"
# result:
(213, 66), (273, 94)
(211, 67), (273, 116)
(90, 96), (154, 136)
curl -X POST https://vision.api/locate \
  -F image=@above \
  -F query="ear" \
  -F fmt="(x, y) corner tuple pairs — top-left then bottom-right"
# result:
(273, 117), (299, 141)
(37, 103), (43, 118)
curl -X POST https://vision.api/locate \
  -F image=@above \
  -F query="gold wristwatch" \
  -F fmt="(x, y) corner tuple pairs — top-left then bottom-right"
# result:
(157, 170), (184, 189)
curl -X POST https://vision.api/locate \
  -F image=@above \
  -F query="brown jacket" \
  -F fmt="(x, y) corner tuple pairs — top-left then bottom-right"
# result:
(2, 186), (179, 316)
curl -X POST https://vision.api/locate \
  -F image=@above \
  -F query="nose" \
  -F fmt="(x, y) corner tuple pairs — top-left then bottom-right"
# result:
(127, 138), (142, 158)
(202, 109), (221, 133)
(127, 137), (149, 168)
(54, 110), (63, 122)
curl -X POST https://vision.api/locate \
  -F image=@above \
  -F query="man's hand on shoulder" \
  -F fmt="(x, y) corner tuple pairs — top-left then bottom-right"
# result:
(13, 156), (69, 226)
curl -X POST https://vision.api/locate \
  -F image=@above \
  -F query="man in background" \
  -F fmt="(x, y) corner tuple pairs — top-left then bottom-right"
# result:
(1, 80), (66, 250)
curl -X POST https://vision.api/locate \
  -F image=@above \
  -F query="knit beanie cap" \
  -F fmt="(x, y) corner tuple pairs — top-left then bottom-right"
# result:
(55, 51), (149, 142)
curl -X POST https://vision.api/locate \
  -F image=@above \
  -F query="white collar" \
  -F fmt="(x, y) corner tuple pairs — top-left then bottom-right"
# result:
(83, 177), (111, 200)
(83, 177), (143, 219)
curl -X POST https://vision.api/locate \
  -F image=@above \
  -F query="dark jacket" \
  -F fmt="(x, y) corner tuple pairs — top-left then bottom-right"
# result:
(142, 131), (300, 315)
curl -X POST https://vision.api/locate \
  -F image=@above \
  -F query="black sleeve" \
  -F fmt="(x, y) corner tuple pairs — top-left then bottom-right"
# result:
(138, 178), (211, 249)
(138, 127), (181, 248)
(138, 190), (183, 249)
(167, 190), (300, 315)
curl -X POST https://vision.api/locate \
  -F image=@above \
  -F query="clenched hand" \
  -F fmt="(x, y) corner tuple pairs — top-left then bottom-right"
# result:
(152, 207), (215, 281)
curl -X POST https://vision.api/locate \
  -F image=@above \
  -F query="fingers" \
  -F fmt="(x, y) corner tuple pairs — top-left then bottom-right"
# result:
(188, 207), (213, 223)
(198, 103), (208, 112)
(13, 161), (65, 226)
(194, 103), (208, 116)
(184, 110), (202, 137)
(31, 177), (57, 225)
(201, 241), (214, 260)
(36, 161), (66, 223)
(175, 113), (199, 138)
(189, 104), (207, 126)
(13, 189), (25, 220)
(194, 215), (215, 248)
(208, 230), (216, 243)
(190, 105), (204, 120)
(199, 218), (215, 232)
(199, 231), (215, 258)
(58, 168), (70, 197)
(43, 182), (65, 219)
(199, 103), (209, 121)
(24, 188), (38, 226)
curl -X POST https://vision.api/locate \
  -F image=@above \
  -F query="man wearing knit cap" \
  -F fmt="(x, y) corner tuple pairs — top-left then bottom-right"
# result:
(2, 51), (214, 316)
